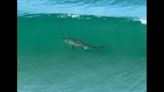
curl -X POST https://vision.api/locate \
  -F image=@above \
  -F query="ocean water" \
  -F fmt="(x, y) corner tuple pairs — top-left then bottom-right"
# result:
(18, 0), (146, 92)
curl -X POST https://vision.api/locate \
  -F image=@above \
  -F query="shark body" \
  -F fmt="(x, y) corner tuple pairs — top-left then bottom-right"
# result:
(63, 36), (104, 50)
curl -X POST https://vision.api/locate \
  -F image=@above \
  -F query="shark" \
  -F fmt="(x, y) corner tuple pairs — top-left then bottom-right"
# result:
(63, 36), (104, 50)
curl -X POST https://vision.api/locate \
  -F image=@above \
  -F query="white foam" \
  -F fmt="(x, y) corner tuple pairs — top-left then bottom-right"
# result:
(67, 14), (80, 18)
(139, 19), (147, 25)
(71, 14), (80, 18)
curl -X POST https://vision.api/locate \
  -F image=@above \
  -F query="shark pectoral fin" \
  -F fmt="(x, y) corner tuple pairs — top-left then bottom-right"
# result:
(83, 47), (88, 50)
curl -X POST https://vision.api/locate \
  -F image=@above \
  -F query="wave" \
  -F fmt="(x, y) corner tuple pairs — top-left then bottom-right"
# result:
(18, 0), (146, 22)
(19, 13), (147, 26)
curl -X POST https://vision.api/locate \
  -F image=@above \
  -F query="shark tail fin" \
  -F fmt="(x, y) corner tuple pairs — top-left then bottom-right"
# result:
(98, 46), (105, 49)
(89, 45), (104, 50)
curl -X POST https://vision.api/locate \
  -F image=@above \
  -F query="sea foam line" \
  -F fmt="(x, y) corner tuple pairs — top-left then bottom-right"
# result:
(139, 19), (147, 25)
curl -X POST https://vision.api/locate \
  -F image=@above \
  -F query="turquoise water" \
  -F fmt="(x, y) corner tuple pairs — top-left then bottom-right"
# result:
(18, 14), (146, 92)
(18, 0), (146, 91)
